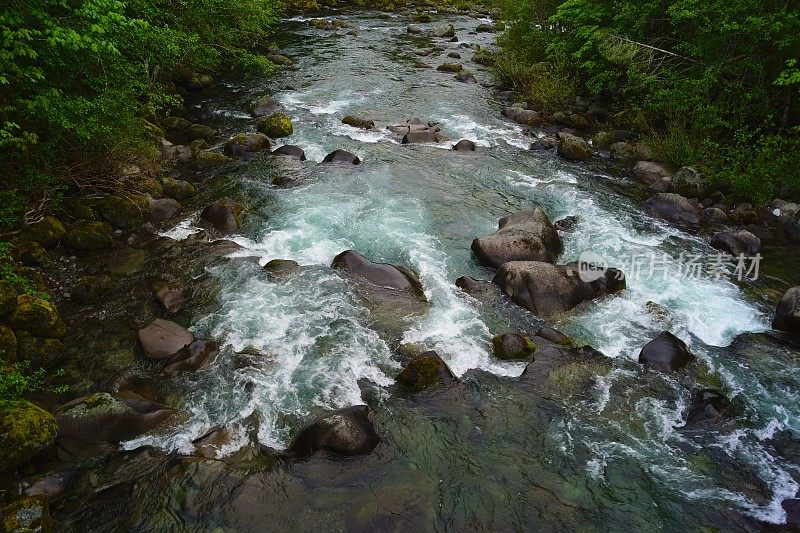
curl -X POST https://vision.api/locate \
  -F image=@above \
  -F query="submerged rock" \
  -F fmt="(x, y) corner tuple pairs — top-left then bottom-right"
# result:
(493, 261), (625, 316)
(638, 331), (694, 372)
(272, 145), (306, 160)
(472, 208), (562, 267)
(396, 351), (455, 391)
(0, 400), (58, 473)
(492, 333), (537, 361)
(331, 250), (425, 300)
(710, 230), (761, 256)
(519, 343), (612, 400)
(641, 193), (700, 226)
(138, 318), (193, 359)
(773, 287), (800, 334)
(289, 405), (380, 457)
(684, 389), (732, 429)
(322, 149), (361, 165)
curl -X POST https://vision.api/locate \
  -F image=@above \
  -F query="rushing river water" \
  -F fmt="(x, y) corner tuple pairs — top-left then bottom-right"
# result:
(102, 12), (800, 531)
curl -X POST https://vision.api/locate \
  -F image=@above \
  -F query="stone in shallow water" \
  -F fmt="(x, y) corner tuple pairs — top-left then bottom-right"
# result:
(138, 318), (193, 359)
(396, 351), (455, 391)
(322, 149), (360, 165)
(638, 331), (694, 372)
(272, 145), (306, 160)
(773, 286), (800, 334)
(472, 207), (563, 267)
(289, 405), (380, 457)
(683, 388), (731, 429)
(331, 250), (426, 300)
(492, 333), (537, 361)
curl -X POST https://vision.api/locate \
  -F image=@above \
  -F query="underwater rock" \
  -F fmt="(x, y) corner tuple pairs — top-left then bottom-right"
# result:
(289, 405), (380, 457)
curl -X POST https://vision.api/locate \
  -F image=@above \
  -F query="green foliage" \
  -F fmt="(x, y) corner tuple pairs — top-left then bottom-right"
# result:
(0, 361), (66, 401)
(495, 0), (800, 203)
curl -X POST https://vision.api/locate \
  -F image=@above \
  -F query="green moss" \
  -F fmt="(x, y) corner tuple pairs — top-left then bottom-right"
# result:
(99, 194), (150, 230)
(162, 177), (197, 200)
(0, 280), (18, 317)
(16, 240), (51, 267)
(0, 495), (52, 532)
(256, 113), (294, 138)
(549, 361), (611, 397)
(0, 400), (58, 473)
(491, 333), (537, 361)
(10, 295), (65, 338)
(472, 49), (495, 66)
(592, 132), (612, 150)
(25, 216), (65, 249)
(63, 221), (114, 250)
(130, 176), (164, 198)
(436, 63), (463, 73)
(396, 355), (450, 392)
(193, 150), (232, 170)
(0, 326), (17, 363)
(15, 331), (65, 367)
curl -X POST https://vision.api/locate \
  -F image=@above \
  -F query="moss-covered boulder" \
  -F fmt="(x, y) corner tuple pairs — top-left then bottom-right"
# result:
(592, 131), (612, 150)
(0, 496), (52, 533)
(0, 280), (18, 317)
(16, 241), (51, 267)
(108, 247), (146, 276)
(163, 116), (215, 145)
(436, 63), (463, 72)
(0, 400), (58, 473)
(193, 150), (232, 170)
(10, 295), (65, 339)
(161, 177), (197, 201)
(26, 216), (65, 249)
(200, 197), (244, 234)
(256, 113), (293, 138)
(557, 132), (592, 161)
(99, 194), (150, 230)
(0, 326), (17, 362)
(70, 275), (113, 304)
(396, 351), (455, 392)
(224, 132), (271, 156)
(63, 221), (114, 250)
(15, 332), (65, 367)
(492, 333), (537, 361)
(130, 176), (164, 198)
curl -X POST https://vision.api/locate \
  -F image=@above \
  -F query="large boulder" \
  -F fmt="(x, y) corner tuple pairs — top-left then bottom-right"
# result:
(773, 287), (800, 334)
(272, 145), (306, 160)
(396, 351), (455, 391)
(63, 221), (114, 250)
(193, 150), (232, 170)
(671, 166), (705, 198)
(322, 150), (361, 165)
(256, 113), (293, 138)
(200, 197), (244, 234)
(632, 161), (671, 185)
(138, 318), (193, 359)
(224, 132), (271, 156)
(493, 261), (625, 316)
(710, 230), (761, 256)
(56, 392), (178, 445)
(149, 198), (179, 226)
(99, 194), (150, 230)
(638, 331), (694, 372)
(519, 343), (612, 401)
(641, 193), (700, 226)
(289, 405), (380, 457)
(250, 95), (284, 117)
(331, 250), (425, 300)
(162, 177), (196, 201)
(10, 295), (65, 338)
(0, 400), (58, 472)
(163, 116), (214, 144)
(492, 333), (537, 361)
(26, 216), (65, 248)
(557, 132), (592, 161)
(503, 107), (540, 126)
(402, 130), (438, 144)
(472, 208), (562, 267)
(163, 339), (219, 377)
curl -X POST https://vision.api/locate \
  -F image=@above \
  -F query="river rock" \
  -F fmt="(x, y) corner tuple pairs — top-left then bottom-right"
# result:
(455, 276), (501, 299)
(671, 166), (705, 198)
(11, 295), (65, 338)
(431, 24), (455, 38)
(710, 230), (761, 256)
(684, 389), (732, 429)
(331, 250), (425, 300)
(530, 136), (557, 151)
(453, 139), (476, 151)
(164, 339), (219, 377)
(493, 261), (625, 316)
(138, 318), (193, 359)
(257, 113), (293, 138)
(99, 194), (150, 230)
(193, 149), (232, 170)
(0, 400), (58, 472)
(0, 496), (52, 532)
(289, 405), (380, 457)
(16, 240), (50, 267)
(149, 198), (179, 226)
(0, 326), (16, 362)
(472, 208), (562, 267)
(396, 351), (455, 391)
(402, 130), (437, 144)
(773, 287), (800, 334)
(557, 132), (592, 161)
(454, 70), (477, 83)
(784, 499), (800, 526)
(0, 281), (16, 317)
(503, 107), (540, 126)
(224, 133), (271, 156)
(322, 149), (361, 165)
(250, 96), (284, 117)
(702, 207), (729, 224)
(201, 197), (243, 234)
(641, 193), (700, 226)
(272, 145), (306, 160)
(154, 282), (186, 314)
(638, 331), (694, 372)
(263, 259), (300, 278)
(163, 116), (215, 145)
(519, 343), (612, 400)
(342, 116), (374, 129)
(632, 161), (671, 185)
(108, 246), (146, 275)
(26, 216), (65, 248)
(492, 333), (537, 361)
(20, 470), (75, 500)
(554, 215), (579, 232)
(785, 212), (800, 242)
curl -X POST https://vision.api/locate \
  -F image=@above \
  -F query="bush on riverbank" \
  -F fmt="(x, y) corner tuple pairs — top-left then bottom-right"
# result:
(494, 0), (800, 203)
(0, 0), (279, 229)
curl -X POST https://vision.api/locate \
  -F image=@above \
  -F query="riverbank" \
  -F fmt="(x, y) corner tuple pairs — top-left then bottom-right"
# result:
(1, 7), (800, 531)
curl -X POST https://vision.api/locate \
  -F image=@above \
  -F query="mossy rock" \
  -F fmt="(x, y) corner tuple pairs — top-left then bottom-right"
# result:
(0, 495), (52, 533)
(162, 177), (197, 201)
(26, 216), (65, 249)
(610, 141), (638, 160)
(436, 63), (463, 73)
(396, 351), (455, 392)
(0, 400), (58, 473)
(15, 241), (51, 267)
(256, 113), (294, 138)
(15, 267), (48, 294)
(138, 118), (165, 140)
(108, 247), (146, 276)
(549, 361), (611, 397)
(491, 333), (537, 361)
(0, 280), (18, 317)
(193, 150), (232, 170)
(99, 194), (150, 230)
(557, 133), (592, 161)
(71, 275), (114, 304)
(412, 12), (433, 22)
(130, 176), (164, 198)
(592, 131), (612, 150)
(15, 332), (64, 368)
(10, 295), (65, 338)
(63, 221), (114, 250)
(0, 325), (17, 362)
(472, 49), (495, 66)
(57, 200), (96, 223)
